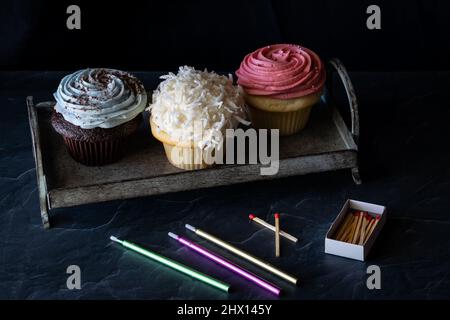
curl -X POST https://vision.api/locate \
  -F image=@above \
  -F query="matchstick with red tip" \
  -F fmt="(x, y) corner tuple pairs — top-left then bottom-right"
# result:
(340, 212), (358, 242)
(335, 212), (354, 241)
(364, 215), (381, 243)
(248, 214), (298, 243)
(348, 212), (361, 243)
(275, 213), (280, 257)
(359, 213), (370, 245)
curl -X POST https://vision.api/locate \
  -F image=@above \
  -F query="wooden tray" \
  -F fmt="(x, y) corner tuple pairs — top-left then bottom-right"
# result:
(27, 59), (360, 229)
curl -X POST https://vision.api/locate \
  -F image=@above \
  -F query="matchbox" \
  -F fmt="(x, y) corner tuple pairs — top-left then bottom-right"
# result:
(325, 199), (386, 261)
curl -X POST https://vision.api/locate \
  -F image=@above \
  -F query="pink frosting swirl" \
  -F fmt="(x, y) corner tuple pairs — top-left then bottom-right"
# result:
(236, 44), (326, 99)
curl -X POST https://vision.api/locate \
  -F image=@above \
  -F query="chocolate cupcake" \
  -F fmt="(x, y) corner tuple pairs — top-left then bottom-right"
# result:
(52, 68), (147, 166)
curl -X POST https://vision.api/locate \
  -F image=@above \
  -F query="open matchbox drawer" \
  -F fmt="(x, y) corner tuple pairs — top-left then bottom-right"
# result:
(27, 59), (361, 229)
(325, 200), (387, 261)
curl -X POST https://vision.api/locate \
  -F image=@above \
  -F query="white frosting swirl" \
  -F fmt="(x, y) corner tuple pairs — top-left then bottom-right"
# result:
(54, 68), (147, 129)
(148, 66), (249, 149)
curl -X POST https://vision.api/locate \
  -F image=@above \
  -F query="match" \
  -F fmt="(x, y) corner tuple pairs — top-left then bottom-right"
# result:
(248, 214), (298, 243)
(275, 213), (280, 257)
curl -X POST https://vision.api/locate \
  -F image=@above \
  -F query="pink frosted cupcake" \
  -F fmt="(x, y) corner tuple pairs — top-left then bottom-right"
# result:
(236, 44), (326, 135)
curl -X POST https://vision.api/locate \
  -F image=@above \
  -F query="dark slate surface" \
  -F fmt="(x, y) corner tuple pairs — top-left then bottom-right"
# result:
(0, 71), (449, 299)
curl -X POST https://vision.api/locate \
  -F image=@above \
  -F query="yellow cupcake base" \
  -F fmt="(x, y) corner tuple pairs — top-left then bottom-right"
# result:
(150, 118), (214, 171)
(244, 92), (321, 136)
(161, 142), (212, 170)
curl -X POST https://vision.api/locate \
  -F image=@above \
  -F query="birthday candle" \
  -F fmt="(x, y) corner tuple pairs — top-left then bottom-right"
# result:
(185, 224), (299, 285)
(109, 236), (230, 293)
(168, 233), (281, 296)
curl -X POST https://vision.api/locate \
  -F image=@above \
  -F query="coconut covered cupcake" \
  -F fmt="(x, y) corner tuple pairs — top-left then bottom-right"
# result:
(236, 44), (326, 135)
(148, 66), (248, 170)
(52, 68), (147, 166)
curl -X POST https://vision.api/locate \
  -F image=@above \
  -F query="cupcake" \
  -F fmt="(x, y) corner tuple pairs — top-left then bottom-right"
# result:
(52, 68), (147, 166)
(148, 66), (248, 170)
(236, 44), (326, 136)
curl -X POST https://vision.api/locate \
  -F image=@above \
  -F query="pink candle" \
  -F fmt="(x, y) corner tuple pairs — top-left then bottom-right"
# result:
(168, 232), (281, 296)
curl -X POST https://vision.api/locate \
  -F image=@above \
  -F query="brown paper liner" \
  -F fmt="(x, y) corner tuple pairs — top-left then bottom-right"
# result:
(63, 137), (124, 166)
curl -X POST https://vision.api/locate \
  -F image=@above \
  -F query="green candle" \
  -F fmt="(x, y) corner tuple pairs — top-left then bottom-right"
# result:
(110, 236), (230, 293)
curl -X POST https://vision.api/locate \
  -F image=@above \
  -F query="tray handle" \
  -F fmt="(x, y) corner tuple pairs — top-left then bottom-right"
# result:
(26, 96), (50, 229)
(326, 58), (360, 145)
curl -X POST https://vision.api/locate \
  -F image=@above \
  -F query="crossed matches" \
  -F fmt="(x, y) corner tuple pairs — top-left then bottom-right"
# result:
(249, 213), (298, 257)
(334, 210), (381, 244)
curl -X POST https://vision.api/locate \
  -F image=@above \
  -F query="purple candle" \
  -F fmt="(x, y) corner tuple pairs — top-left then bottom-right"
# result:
(168, 232), (281, 296)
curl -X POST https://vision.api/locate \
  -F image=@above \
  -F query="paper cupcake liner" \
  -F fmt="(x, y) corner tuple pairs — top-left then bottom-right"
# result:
(63, 137), (124, 166)
(248, 105), (313, 136)
(162, 143), (214, 170)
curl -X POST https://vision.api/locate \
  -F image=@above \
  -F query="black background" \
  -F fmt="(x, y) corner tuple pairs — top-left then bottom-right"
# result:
(1, 0), (450, 71)
(1, 1), (450, 302)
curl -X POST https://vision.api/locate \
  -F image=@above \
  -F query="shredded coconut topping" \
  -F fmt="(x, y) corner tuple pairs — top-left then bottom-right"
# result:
(148, 66), (249, 149)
